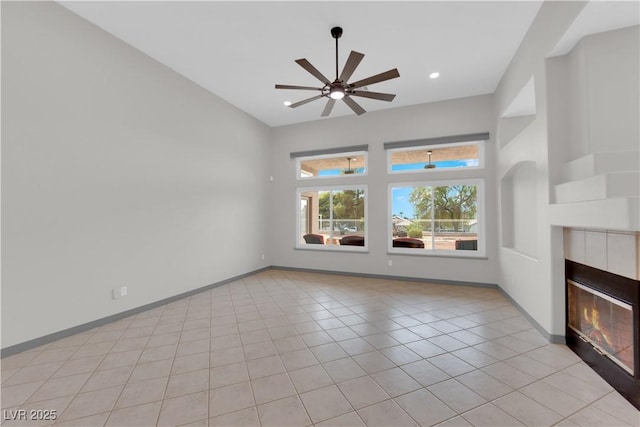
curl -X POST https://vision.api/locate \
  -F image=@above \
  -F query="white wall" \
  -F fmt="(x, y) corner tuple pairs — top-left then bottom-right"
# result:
(501, 161), (538, 258)
(1, 2), (271, 348)
(269, 95), (498, 285)
(584, 26), (639, 155)
(564, 40), (590, 162)
(494, 1), (587, 337)
(511, 163), (539, 258)
(550, 26), (640, 163)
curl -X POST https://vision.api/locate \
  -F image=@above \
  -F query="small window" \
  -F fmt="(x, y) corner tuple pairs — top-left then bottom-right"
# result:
(297, 186), (367, 250)
(298, 152), (367, 179)
(389, 180), (483, 256)
(388, 141), (482, 173)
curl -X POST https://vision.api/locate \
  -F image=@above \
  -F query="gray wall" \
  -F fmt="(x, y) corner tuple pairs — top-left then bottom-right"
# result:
(269, 95), (498, 285)
(494, 1), (597, 336)
(494, 2), (639, 335)
(549, 25), (640, 163)
(1, 2), (271, 348)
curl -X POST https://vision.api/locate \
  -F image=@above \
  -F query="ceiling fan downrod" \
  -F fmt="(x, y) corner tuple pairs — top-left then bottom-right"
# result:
(331, 26), (343, 81)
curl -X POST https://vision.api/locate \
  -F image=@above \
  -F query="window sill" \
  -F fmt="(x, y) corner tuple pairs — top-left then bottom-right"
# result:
(387, 249), (487, 260)
(295, 246), (369, 254)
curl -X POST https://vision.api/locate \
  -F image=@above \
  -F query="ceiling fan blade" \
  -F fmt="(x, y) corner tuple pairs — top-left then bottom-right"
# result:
(339, 50), (365, 82)
(349, 68), (400, 89)
(321, 99), (336, 117)
(349, 90), (396, 102)
(289, 94), (324, 108)
(295, 58), (331, 85)
(343, 96), (366, 116)
(275, 84), (322, 91)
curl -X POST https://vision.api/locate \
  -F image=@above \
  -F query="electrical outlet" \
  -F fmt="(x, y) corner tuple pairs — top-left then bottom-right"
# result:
(261, 253), (265, 260)
(120, 286), (128, 297)
(388, 260), (393, 266)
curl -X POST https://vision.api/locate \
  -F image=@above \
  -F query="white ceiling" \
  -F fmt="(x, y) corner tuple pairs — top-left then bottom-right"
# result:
(58, 1), (638, 128)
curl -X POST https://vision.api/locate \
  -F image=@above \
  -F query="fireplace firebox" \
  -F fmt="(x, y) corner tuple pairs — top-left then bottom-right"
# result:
(566, 260), (639, 410)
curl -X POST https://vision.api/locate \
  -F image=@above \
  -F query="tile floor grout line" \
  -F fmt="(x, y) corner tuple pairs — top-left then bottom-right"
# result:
(205, 293), (213, 426)
(228, 290), (259, 424)
(140, 302), (178, 427)
(159, 296), (191, 425)
(78, 305), (164, 425)
(13, 326), (127, 420)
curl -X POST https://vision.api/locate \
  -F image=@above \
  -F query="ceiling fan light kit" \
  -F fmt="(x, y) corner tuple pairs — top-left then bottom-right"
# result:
(275, 26), (400, 117)
(329, 87), (345, 100)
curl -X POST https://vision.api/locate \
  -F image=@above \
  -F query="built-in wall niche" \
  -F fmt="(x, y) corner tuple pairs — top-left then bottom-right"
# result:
(501, 161), (538, 258)
(499, 77), (537, 149)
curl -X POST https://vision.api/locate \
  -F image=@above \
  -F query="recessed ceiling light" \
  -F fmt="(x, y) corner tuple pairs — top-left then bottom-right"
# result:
(283, 101), (292, 106)
(429, 72), (440, 79)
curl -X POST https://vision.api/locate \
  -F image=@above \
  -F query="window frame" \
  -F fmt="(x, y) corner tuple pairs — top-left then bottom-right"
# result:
(387, 178), (485, 257)
(296, 184), (368, 252)
(296, 150), (368, 180)
(387, 140), (484, 174)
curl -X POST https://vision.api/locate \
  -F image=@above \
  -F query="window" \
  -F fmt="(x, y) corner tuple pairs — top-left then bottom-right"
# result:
(300, 195), (311, 236)
(389, 180), (483, 255)
(385, 133), (488, 257)
(388, 141), (483, 173)
(292, 145), (369, 251)
(297, 151), (367, 179)
(297, 186), (367, 250)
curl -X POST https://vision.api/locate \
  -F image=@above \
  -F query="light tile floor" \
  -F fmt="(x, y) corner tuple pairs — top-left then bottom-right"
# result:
(2, 270), (639, 426)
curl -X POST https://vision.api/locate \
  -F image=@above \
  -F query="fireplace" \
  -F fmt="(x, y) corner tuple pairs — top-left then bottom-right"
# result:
(566, 260), (639, 410)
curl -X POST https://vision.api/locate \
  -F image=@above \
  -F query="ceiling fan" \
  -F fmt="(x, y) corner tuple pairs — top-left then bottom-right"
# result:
(275, 26), (400, 117)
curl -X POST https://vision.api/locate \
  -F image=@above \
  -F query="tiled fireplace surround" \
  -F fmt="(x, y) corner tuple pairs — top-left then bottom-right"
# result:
(564, 229), (640, 281)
